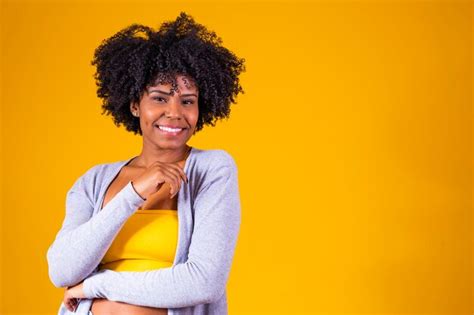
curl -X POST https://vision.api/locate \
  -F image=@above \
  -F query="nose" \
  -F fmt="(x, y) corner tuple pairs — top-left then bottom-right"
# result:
(164, 100), (183, 119)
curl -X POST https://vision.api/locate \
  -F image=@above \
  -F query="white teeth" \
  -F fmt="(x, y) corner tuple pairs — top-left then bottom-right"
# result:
(158, 125), (183, 132)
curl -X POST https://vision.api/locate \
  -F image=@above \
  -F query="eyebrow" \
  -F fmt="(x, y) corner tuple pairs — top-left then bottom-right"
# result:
(148, 89), (198, 97)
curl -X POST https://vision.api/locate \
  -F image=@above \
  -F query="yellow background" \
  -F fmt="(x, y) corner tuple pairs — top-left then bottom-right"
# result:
(1, 0), (472, 314)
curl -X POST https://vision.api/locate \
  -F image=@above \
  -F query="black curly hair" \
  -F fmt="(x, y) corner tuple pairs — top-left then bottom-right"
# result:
(91, 12), (246, 135)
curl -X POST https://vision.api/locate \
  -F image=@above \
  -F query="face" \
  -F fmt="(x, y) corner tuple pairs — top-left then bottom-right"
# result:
(131, 74), (199, 150)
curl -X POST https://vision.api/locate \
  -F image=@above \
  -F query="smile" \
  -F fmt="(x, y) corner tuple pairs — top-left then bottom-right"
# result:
(155, 125), (186, 136)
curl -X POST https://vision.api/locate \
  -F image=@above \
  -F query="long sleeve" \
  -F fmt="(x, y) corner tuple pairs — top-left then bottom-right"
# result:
(46, 170), (146, 288)
(82, 159), (242, 308)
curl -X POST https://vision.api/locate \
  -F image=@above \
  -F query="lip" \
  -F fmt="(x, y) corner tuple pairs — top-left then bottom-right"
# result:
(155, 124), (186, 136)
(157, 124), (187, 129)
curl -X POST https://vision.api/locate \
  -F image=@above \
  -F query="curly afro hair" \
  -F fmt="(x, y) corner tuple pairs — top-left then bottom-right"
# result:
(91, 12), (246, 135)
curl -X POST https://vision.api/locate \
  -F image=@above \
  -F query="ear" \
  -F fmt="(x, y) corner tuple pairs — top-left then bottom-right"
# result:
(130, 102), (138, 113)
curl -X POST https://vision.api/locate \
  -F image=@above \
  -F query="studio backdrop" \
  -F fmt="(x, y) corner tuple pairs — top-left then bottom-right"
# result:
(1, 1), (472, 314)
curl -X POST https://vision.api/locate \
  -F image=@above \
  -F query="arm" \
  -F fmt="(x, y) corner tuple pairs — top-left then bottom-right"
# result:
(46, 171), (146, 288)
(82, 160), (241, 308)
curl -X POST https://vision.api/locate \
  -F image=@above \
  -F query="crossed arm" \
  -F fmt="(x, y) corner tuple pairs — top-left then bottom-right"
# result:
(46, 162), (241, 308)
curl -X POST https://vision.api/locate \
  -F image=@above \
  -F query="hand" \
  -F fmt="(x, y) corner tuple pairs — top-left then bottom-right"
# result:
(63, 282), (86, 312)
(131, 160), (188, 200)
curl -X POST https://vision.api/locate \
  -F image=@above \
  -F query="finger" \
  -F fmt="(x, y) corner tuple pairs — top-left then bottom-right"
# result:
(158, 169), (177, 195)
(162, 163), (187, 187)
(67, 297), (77, 311)
(168, 163), (188, 184)
(64, 297), (70, 311)
(171, 172), (182, 199)
(66, 299), (76, 312)
(170, 180), (179, 199)
(162, 162), (187, 185)
(172, 182), (181, 199)
(73, 300), (79, 312)
(154, 168), (172, 192)
(161, 168), (181, 198)
(65, 301), (73, 312)
(171, 173), (181, 199)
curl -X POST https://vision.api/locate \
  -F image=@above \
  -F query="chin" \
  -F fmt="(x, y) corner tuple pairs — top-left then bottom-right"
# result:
(155, 141), (187, 149)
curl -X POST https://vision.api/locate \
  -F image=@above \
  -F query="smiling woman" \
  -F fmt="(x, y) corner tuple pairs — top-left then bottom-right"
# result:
(94, 12), (246, 138)
(46, 11), (245, 315)
(132, 75), (200, 151)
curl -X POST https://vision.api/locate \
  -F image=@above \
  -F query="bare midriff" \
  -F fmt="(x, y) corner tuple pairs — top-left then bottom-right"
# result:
(91, 299), (167, 315)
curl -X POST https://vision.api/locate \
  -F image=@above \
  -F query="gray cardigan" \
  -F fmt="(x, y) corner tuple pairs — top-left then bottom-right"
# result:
(46, 147), (241, 315)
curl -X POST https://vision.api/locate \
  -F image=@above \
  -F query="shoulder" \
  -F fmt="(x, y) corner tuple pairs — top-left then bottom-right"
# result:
(193, 148), (237, 170)
(68, 159), (126, 193)
(190, 149), (240, 201)
(190, 148), (239, 194)
(78, 161), (119, 181)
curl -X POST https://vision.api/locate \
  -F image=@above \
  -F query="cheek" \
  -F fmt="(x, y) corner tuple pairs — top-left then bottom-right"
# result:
(188, 107), (199, 124)
(139, 107), (155, 127)
(143, 119), (152, 128)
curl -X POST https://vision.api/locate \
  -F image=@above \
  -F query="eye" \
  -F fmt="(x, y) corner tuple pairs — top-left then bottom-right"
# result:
(183, 100), (195, 105)
(153, 97), (166, 103)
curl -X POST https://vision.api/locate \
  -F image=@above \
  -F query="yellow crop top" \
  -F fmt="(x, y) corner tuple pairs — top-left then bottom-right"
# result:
(99, 209), (178, 272)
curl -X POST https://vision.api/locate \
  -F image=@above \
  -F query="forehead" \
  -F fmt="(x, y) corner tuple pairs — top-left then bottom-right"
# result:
(148, 74), (198, 94)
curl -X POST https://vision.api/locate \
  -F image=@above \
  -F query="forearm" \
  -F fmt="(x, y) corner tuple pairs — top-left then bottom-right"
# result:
(82, 265), (218, 308)
(82, 157), (241, 309)
(82, 166), (241, 308)
(47, 181), (145, 287)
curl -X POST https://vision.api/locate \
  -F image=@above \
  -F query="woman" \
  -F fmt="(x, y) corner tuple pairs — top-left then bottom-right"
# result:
(46, 12), (245, 315)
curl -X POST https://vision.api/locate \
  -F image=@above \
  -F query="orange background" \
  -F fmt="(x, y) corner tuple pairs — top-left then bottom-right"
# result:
(1, 0), (472, 314)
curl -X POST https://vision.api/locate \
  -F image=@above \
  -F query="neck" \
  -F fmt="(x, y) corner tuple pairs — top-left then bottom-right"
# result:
(133, 144), (192, 168)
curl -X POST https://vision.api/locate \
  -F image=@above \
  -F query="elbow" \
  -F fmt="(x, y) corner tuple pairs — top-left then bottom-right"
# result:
(201, 276), (226, 304)
(46, 247), (63, 288)
(48, 267), (82, 288)
(46, 247), (97, 289)
(48, 270), (66, 288)
(47, 258), (69, 288)
(207, 287), (225, 304)
(46, 247), (73, 288)
(47, 261), (68, 288)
